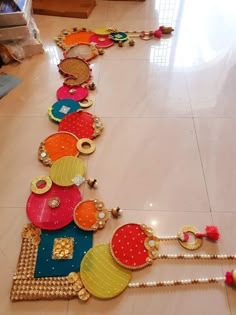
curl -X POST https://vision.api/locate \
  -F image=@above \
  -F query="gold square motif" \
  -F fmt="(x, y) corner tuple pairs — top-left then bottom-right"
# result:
(52, 237), (74, 260)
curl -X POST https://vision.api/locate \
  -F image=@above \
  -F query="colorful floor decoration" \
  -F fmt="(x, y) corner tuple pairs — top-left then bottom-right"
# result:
(11, 25), (236, 304)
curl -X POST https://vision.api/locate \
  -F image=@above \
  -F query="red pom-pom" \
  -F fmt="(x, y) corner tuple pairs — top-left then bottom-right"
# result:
(154, 29), (162, 39)
(225, 271), (233, 285)
(205, 225), (220, 240)
(195, 225), (220, 241)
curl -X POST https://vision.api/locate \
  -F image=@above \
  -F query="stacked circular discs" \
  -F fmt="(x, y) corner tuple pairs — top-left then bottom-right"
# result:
(78, 223), (160, 299)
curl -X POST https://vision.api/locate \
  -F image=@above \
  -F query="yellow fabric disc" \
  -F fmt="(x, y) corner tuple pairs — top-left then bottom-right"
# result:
(49, 156), (86, 187)
(94, 28), (111, 35)
(80, 244), (132, 299)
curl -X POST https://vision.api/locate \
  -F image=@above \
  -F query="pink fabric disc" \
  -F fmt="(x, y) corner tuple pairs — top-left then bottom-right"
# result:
(57, 85), (88, 102)
(26, 184), (82, 230)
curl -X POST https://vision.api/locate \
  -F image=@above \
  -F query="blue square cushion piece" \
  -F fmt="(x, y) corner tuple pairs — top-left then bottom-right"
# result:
(34, 222), (93, 278)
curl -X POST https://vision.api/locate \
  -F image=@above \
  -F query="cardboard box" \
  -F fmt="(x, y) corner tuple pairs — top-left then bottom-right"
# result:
(0, 0), (32, 27)
(0, 15), (39, 41)
(32, 0), (96, 19)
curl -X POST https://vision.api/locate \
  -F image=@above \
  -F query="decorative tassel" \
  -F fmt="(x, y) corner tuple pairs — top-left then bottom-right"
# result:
(195, 226), (220, 241)
(154, 28), (162, 39)
(225, 271), (233, 285)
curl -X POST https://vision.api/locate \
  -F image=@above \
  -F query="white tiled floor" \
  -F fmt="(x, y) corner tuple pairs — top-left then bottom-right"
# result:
(1, 0), (236, 314)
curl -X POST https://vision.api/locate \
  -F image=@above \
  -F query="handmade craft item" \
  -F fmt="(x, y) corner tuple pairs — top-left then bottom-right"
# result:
(73, 199), (122, 231)
(124, 26), (174, 40)
(110, 223), (220, 270)
(10, 221), (236, 302)
(110, 223), (159, 270)
(110, 32), (128, 42)
(94, 28), (111, 35)
(10, 223), (93, 301)
(56, 85), (89, 102)
(58, 57), (91, 86)
(48, 155), (97, 189)
(58, 111), (104, 140)
(89, 34), (114, 48)
(63, 43), (98, 61)
(38, 132), (79, 166)
(80, 244), (132, 299)
(78, 242), (236, 300)
(55, 27), (95, 50)
(76, 138), (96, 155)
(30, 175), (52, 195)
(159, 225), (220, 250)
(49, 156), (86, 187)
(79, 98), (93, 108)
(26, 184), (82, 230)
(48, 99), (81, 122)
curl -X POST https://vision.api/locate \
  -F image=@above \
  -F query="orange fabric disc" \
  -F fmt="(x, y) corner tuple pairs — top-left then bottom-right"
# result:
(74, 200), (97, 230)
(38, 132), (79, 166)
(63, 31), (94, 45)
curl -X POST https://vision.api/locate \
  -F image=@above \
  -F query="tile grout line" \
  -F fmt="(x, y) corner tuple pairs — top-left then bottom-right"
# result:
(183, 67), (212, 213)
(192, 117), (212, 213)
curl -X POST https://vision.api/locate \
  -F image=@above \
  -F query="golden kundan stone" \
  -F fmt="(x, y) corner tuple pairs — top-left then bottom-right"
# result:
(52, 238), (74, 259)
(67, 272), (79, 283)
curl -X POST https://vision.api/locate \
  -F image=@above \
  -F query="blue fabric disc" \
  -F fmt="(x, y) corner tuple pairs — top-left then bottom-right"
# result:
(49, 99), (81, 122)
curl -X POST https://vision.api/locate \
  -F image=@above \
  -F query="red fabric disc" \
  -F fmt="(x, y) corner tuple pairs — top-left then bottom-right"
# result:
(110, 223), (149, 269)
(57, 85), (88, 102)
(26, 184), (82, 230)
(59, 111), (97, 140)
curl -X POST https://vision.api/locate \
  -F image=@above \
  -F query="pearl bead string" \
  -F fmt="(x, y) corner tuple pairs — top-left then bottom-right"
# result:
(158, 236), (179, 241)
(156, 254), (236, 260)
(128, 276), (226, 288)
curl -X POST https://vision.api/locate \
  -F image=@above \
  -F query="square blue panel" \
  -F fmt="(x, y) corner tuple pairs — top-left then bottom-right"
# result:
(34, 222), (93, 278)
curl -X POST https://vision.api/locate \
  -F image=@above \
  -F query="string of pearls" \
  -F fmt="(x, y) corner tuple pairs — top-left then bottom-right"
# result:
(157, 254), (236, 260)
(158, 236), (179, 241)
(128, 277), (225, 288)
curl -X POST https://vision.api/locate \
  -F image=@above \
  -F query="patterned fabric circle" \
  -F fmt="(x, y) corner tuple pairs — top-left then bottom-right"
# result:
(94, 28), (111, 35)
(110, 223), (159, 270)
(74, 200), (97, 230)
(48, 99), (81, 122)
(74, 200), (108, 231)
(80, 244), (132, 299)
(62, 30), (94, 46)
(56, 85), (88, 102)
(50, 156), (86, 187)
(59, 111), (103, 140)
(89, 34), (114, 48)
(110, 32), (128, 42)
(26, 184), (82, 230)
(38, 132), (79, 166)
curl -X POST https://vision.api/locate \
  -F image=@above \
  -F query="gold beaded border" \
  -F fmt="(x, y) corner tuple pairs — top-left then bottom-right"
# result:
(92, 116), (104, 138)
(10, 224), (83, 301)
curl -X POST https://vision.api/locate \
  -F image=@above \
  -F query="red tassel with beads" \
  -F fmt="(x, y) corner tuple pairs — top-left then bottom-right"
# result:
(195, 226), (220, 241)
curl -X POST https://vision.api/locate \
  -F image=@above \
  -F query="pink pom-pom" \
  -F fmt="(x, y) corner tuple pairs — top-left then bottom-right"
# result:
(183, 232), (189, 241)
(195, 225), (220, 241)
(154, 29), (162, 39)
(225, 271), (233, 285)
(205, 225), (220, 240)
